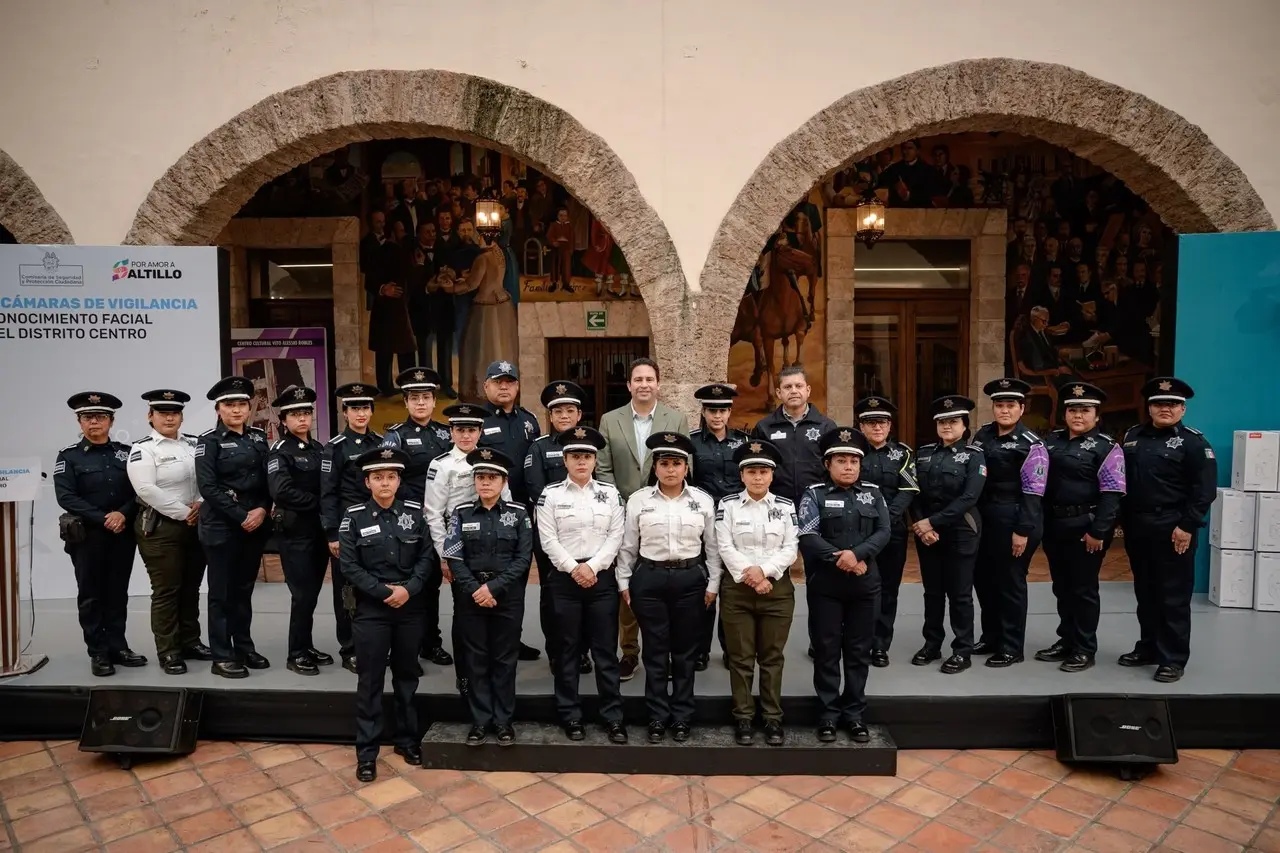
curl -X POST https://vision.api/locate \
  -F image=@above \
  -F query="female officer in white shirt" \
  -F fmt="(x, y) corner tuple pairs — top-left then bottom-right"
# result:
(715, 439), (798, 746)
(126, 389), (209, 674)
(616, 432), (721, 744)
(535, 426), (627, 744)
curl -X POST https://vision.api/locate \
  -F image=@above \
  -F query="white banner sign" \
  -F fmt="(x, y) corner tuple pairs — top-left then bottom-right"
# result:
(0, 458), (42, 503)
(0, 246), (223, 599)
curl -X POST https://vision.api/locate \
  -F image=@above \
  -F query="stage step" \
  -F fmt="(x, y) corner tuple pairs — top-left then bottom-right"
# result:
(420, 722), (897, 775)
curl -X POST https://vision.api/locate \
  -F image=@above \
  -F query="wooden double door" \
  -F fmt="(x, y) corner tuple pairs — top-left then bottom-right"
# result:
(853, 292), (970, 450)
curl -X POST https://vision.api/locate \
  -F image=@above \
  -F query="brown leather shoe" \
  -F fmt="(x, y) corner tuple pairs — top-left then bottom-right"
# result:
(618, 654), (639, 682)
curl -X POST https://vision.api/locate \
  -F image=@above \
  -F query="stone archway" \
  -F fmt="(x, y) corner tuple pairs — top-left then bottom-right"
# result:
(698, 58), (1276, 400)
(0, 149), (73, 244)
(124, 69), (704, 407)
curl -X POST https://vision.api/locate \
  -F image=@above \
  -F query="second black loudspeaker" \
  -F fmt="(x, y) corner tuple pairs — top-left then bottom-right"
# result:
(1052, 694), (1176, 767)
(79, 687), (203, 764)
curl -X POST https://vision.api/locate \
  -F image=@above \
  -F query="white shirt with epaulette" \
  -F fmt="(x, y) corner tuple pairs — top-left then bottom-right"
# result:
(715, 491), (798, 583)
(423, 447), (513, 553)
(535, 478), (625, 575)
(126, 429), (200, 521)
(615, 484), (723, 593)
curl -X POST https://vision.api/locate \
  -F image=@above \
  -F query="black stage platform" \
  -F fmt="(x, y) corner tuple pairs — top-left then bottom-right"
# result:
(2, 583), (1278, 771)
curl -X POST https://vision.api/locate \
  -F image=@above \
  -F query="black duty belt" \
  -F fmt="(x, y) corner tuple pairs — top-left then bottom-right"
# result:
(638, 557), (701, 570)
(475, 571), (497, 581)
(1050, 504), (1096, 518)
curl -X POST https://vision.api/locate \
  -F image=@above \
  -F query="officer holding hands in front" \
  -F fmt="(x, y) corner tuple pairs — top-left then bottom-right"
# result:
(338, 447), (432, 782)
(798, 428), (889, 744)
(55, 391), (143, 677)
(195, 376), (273, 679)
(321, 382), (384, 672)
(443, 448), (533, 747)
(383, 367), (453, 666)
(1119, 377), (1216, 683)
(267, 386), (333, 676)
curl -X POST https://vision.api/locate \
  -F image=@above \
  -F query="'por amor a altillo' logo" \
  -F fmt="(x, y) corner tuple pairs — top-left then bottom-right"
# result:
(112, 259), (183, 282)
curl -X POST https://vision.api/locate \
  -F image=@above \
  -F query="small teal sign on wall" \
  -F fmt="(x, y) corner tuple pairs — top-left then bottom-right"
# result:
(1175, 232), (1280, 591)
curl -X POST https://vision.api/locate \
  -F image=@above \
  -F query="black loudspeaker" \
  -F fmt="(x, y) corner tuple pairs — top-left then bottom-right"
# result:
(79, 688), (203, 766)
(1052, 694), (1177, 776)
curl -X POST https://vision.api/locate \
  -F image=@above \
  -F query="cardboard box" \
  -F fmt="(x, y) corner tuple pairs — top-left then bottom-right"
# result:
(1232, 431), (1280, 492)
(1257, 493), (1280, 552)
(1255, 552), (1280, 612)
(1211, 488), (1257, 550)
(1209, 547), (1255, 608)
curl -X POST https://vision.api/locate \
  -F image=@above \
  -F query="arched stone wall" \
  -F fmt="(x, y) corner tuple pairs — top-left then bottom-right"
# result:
(698, 58), (1276, 395)
(0, 149), (73, 244)
(123, 70), (707, 411)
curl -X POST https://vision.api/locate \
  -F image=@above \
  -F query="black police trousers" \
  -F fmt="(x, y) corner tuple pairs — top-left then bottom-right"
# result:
(455, 586), (525, 728)
(324, 556), (357, 657)
(352, 593), (425, 762)
(872, 529), (908, 654)
(807, 566), (879, 724)
(531, 534), (559, 661)
(1043, 518), (1108, 656)
(546, 567), (624, 724)
(975, 501), (1042, 656)
(916, 515), (980, 655)
(69, 526), (137, 658)
(203, 527), (269, 663)
(696, 588), (727, 661)
(1124, 511), (1197, 667)
(276, 530), (330, 659)
(419, 561), (445, 656)
(629, 561), (706, 725)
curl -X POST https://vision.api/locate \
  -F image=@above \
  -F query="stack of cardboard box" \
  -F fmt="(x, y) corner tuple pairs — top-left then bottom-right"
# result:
(1209, 431), (1280, 611)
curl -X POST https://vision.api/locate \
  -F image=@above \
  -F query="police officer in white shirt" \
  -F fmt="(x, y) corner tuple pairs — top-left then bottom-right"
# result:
(424, 403), (511, 693)
(535, 426), (627, 744)
(616, 432), (722, 743)
(127, 389), (210, 674)
(715, 439), (798, 746)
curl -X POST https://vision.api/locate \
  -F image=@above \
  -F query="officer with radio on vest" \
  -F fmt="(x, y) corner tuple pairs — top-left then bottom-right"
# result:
(127, 389), (209, 675)
(383, 367), (453, 666)
(797, 428), (889, 743)
(267, 385), (333, 676)
(1119, 377), (1216, 683)
(338, 447), (433, 782)
(55, 391), (144, 677)
(321, 382), (384, 672)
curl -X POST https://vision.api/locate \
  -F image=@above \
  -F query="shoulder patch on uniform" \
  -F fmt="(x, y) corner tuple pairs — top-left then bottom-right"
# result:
(1184, 426), (1204, 436)
(267, 459), (280, 473)
(320, 459), (332, 473)
(338, 517), (351, 533)
(193, 444), (205, 457)
(128, 449), (143, 463)
(199, 428), (215, 437)
(134, 436), (153, 445)
(403, 500), (422, 510)
(52, 459), (66, 474)
(344, 504), (365, 512)
(774, 495), (794, 505)
(861, 481), (881, 489)
(328, 434), (346, 445)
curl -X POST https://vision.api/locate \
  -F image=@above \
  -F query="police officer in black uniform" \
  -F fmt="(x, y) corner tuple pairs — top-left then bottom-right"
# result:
(525, 380), (592, 674)
(911, 395), (987, 674)
(320, 382), (383, 672)
(54, 392), (144, 677)
(443, 448), (533, 746)
(1035, 381), (1127, 673)
(195, 376), (273, 678)
(1120, 377), (1216, 683)
(690, 382), (749, 670)
(855, 396), (919, 668)
(972, 379), (1049, 668)
(338, 447), (432, 782)
(749, 369), (836, 504)
(797, 427), (890, 743)
(480, 360), (542, 662)
(384, 367), (453, 666)
(267, 386), (333, 676)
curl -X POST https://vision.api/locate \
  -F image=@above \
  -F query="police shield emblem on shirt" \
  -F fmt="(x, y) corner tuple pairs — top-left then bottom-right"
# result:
(397, 512), (415, 530)
(499, 511), (517, 527)
(1166, 436), (1184, 449)
(114, 449), (128, 462)
(954, 451), (970, 464)
(887, 447), (903, 461)
(856, 491), (874, 505)
(1081, 438), (1097, 451)
(805, 427), (820, 441)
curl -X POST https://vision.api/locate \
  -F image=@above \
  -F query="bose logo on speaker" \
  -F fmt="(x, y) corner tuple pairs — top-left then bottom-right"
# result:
(109, 716), (132, 722)
(1118, 724), (1141, 731)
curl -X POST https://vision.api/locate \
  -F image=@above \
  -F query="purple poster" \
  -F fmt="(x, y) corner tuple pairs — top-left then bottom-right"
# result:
(230, 327), (331, 443)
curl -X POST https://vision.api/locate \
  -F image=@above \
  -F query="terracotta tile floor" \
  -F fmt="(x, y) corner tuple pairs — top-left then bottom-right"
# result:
(260, 547), (1134, 585)
(3, 741), (1279, 852)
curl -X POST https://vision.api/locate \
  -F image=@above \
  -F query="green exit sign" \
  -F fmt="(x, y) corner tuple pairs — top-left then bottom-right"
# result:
(586, 310), (607, 331)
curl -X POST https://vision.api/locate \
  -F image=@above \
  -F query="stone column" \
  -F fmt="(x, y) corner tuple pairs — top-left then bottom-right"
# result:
(825, 210), (856, 424)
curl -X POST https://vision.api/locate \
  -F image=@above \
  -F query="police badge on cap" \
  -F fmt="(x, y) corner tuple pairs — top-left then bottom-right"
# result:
(734, 439), (782, 469)
(206, 376), (253, 403)
(819, 427), (868, 458)
(357, 446), (408, 472)
(541, 380), (585, 410)
(555, 425), (606, 454)
(68, 391), (123, 415)
(141, 389), (190, 413)
(855, 396), (896, 421)
(931, 395), (975, 420)
(694, 383), (738, 409)
(272, 385), (317, 412)
(468, 446), (513, 476)
(485, 360), (519, 381)
(983, 378), (1032, 401)
(1142, 376), (1194, 404)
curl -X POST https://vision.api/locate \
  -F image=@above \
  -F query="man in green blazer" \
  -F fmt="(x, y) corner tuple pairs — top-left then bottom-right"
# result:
(596, 357), (689, 680)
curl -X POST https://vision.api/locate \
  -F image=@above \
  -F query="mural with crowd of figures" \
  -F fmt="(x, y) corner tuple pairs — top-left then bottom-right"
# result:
(727, 131), (1172, 435)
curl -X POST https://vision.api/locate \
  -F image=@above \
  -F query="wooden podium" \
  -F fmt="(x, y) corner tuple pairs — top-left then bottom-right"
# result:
(0, 459), (48, 677)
